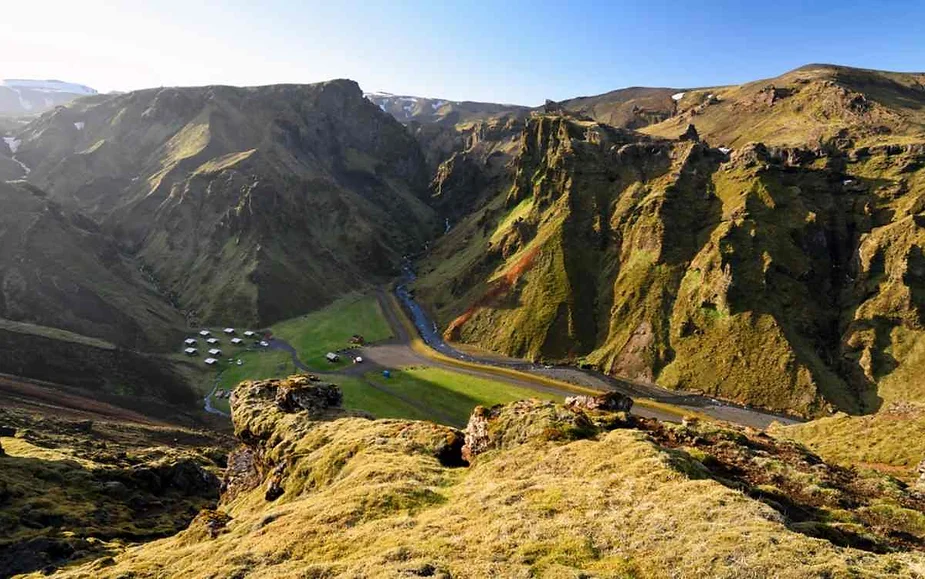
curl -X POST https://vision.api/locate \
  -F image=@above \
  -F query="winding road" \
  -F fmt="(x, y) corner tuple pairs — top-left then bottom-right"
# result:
(262, 278), (800, 429)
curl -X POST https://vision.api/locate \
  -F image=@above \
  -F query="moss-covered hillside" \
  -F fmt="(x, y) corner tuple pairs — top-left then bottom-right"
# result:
(769, 402), (925, 481)
(0, 180), (185, 350)
(38, 378), (925, 578)
(641, 64), (925, 148)
(415, 71), (925, 417)
(6, 80), (438, 328)
(0, 408), (231, 577)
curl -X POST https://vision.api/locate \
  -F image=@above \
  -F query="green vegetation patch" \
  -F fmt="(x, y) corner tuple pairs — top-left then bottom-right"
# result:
(769, 404), (925, 479)
(270, 294), (392, 370)
(360, 366), (561, 427)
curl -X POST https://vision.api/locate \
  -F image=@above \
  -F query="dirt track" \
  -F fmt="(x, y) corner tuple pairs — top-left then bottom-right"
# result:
(374, 289), (801, 429)
(266, 289), (797, 429)
(0, 373), (162, 424)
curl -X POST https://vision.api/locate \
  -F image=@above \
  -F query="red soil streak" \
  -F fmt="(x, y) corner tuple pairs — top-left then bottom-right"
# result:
(445, 245), (542, 340)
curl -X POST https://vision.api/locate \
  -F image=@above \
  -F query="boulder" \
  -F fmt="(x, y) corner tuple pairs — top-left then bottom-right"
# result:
(462, 400), (599, 462)
(543, 99), (563, 114)
(99, 481), (129, 498)
(917, 460), (925, 488)
(178, 510), (233, 545)
(274, 377), (342, 414)
(564, 392), (633, 413)
(222, 446), (262, 501)
(680, 123), (700, 142)
(264, 463), (286, 501)
(130, 458), (220, 496)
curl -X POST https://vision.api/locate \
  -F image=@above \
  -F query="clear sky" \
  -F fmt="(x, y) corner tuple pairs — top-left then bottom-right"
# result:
(1, 0), (923, 106)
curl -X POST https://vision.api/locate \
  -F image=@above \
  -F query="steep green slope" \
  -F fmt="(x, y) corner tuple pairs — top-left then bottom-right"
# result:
(0, 180), (184, 350)
(11, 80), (438, 327)
(415, 105), (925, 417)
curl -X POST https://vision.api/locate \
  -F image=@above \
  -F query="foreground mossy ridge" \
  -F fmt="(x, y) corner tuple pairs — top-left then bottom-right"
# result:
(39, 376), (925, 578)
(0, 409), (231, 577)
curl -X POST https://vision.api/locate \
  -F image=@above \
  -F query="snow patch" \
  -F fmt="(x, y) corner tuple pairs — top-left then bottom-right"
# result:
(74, 122), (85, 130)
(12, 157), (30, 175)
(3, 137), (21, 154)
(718, 147), (731, 154)
(15, 92), (33, 111)
(431, 100), (446, 110)
(2, 79), (97, 95)
(671, 92), (685, 101)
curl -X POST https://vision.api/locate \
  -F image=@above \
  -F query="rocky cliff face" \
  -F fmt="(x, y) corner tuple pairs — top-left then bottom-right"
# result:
(8, 80), (437, 327)
(415, 110), (925, 417)
(39, 378), (925, 578)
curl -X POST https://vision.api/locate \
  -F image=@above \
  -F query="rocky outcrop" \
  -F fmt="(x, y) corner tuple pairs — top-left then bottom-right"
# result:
(226, 376), (463, 505)
(564, 391), (633, 413)
(274, 378), (342, 414)
(461, 395), (631, 462)
(42, 381), (925, 577)
(0, 407), (228, 578)
(679, 123), (700, 142)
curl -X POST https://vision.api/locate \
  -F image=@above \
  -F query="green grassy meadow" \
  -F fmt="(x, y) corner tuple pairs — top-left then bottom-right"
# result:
(348, 366), (562, 427)
(192, 295), (556, 423)
(270, 294), (392, 370)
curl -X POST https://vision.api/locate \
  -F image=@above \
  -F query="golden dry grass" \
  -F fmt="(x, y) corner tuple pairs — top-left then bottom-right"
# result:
(43, 379), (925, 579)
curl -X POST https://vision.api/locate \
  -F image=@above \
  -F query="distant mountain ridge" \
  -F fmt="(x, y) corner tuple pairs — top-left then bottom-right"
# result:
(0, 79), (98, 116)
(3, 79), (435, 336)
(364, 91), (528, 125)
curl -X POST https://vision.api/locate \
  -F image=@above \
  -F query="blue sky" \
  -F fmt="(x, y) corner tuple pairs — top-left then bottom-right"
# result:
(1, 0), (923, 105)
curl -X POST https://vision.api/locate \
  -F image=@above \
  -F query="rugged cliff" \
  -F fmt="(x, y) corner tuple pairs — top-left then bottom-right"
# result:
(414, 66), (925, 417)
